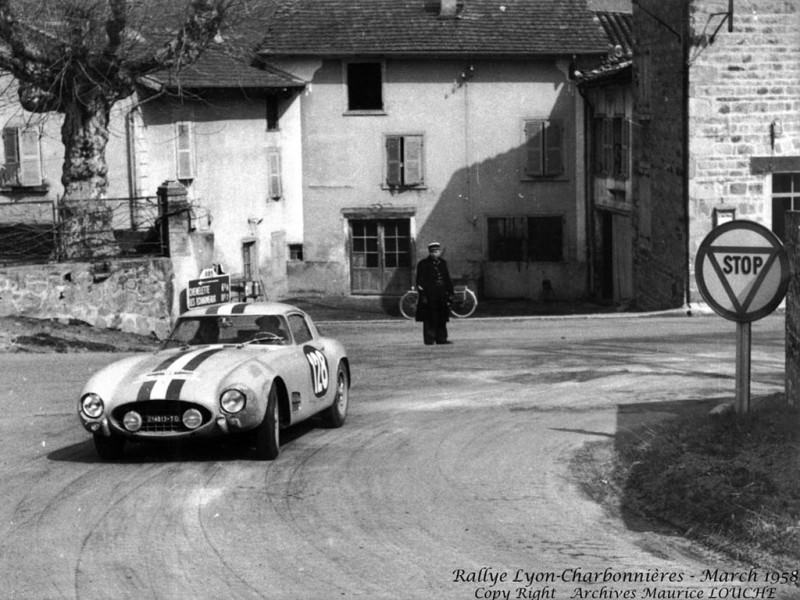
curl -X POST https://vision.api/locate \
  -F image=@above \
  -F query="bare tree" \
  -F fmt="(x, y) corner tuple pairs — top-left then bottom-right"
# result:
(0, 0), (239, 257)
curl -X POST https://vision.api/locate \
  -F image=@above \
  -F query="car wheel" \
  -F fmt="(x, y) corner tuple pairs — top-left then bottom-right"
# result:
(322, 362), (349, 428)
(93, 433), (125, 460)
(254, 383), (280, 460)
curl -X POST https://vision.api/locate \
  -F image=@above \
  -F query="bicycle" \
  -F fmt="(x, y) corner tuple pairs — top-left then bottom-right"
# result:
(398, 284), (478, 320)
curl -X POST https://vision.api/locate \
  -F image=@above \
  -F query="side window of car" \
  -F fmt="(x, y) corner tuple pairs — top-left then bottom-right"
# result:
(288, 314), (313, 344)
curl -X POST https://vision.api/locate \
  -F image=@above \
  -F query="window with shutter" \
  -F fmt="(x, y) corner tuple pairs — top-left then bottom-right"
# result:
(544, 121), (563, 176)
(385, 137), (402, 186)
(385, 134), (424, 188)
(2, 125), (42, 187)
(176, 122), (195, 180)
(523, 119), (564, 178)
(524, 120), (544, 176)
(18, 128), (42, 186)
(267, 147), (282, 200)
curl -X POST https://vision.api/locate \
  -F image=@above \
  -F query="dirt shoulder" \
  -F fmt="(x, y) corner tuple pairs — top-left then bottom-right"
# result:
(0, 316), (159, 353)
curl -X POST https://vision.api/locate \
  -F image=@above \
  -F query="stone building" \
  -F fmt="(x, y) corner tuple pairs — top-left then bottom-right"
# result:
(632, 0), (800, 310)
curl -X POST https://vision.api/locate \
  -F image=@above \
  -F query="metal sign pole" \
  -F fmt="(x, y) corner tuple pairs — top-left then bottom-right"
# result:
(735, 321), (751, 413)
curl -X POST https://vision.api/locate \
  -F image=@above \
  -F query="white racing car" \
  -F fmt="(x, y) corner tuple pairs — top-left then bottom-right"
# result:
(78, 302), (350, 460)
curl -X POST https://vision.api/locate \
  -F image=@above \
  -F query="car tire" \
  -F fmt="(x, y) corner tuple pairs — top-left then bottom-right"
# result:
(254, 383), (280, 460)
(321, 362), (349, 428)
(93, 433), (125, 460)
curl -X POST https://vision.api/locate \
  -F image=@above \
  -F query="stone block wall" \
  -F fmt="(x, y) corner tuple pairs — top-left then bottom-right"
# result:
(0, 257), (173, 338)
(786, 211), (800, 405)
(686, 0), (800, 299)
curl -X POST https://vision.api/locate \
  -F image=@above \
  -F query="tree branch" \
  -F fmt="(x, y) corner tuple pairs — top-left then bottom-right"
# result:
(126, 0), (230, 75)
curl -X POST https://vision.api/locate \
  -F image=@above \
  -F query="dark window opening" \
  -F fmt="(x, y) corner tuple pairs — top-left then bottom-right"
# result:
(488, 216), (563, 262)
(266, 96), (280, 131)
(771, 173), (800, 243)
(289, 243), (304, 261)
(242, 240), (256, 280)
(347, 63), (383, 111)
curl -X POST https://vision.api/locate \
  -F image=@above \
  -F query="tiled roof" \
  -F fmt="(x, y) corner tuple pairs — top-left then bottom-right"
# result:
(257, 0), (610, 57)
(575, 11), (633, 84)
(144, 46), (306, 90)
(595, 11), (633, 57)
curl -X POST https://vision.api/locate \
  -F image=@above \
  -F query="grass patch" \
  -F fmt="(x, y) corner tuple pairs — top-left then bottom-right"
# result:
(576, 394), (800, 566)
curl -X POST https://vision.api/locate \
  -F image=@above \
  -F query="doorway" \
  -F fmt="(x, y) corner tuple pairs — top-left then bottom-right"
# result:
(349, 219), (412, 294)
(598, 211), (633, 303)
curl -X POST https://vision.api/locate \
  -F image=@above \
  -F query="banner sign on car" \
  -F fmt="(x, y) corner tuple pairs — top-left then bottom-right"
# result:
(694, 220), (789, 413)
(187, 274), (231, 309)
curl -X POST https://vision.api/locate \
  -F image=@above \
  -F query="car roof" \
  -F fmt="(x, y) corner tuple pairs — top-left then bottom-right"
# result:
(180, 302), (306, 319)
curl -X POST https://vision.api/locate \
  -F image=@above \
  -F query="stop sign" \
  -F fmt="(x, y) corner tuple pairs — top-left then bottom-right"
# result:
(695, 220), (789, 322)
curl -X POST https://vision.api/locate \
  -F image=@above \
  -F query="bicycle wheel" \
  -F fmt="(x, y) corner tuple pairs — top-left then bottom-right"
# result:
(449, 288), (477, 318)
(399, 290), (418, 320)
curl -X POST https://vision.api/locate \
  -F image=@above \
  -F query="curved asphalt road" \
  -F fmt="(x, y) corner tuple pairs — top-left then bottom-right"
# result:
(1, 313), (797, 600)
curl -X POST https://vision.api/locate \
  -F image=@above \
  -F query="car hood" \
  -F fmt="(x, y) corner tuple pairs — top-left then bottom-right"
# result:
(86, 344), (286, 405)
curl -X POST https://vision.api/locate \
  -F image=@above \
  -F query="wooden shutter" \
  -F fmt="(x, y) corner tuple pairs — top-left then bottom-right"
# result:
(621, 118), (631, 179)
(602, 118), (613, 177)
(267, 147), (282, 199)
(524, 120), (544, 176)
(2, 127), (19, 184)
(544, 120), (563, 176)
(403, 135), (423, 185)
(386, 136), (402, 186)
(18, 127), (42, 186)
(176, 122), (195, 180)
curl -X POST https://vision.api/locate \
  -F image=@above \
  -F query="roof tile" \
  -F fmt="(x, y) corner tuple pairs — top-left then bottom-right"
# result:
(258, 0), (609, 57)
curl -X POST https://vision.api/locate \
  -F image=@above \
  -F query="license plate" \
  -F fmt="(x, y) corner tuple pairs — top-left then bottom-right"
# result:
(144, 414), (181, 424)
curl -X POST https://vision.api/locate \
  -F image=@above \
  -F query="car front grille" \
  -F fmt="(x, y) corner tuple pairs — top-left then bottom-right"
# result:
(112, 400), (211, 433)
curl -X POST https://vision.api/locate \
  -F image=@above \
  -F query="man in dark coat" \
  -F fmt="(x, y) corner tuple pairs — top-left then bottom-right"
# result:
(415, 241), (454, 345)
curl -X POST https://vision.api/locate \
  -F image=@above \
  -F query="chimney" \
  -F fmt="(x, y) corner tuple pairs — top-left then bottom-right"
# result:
(439, 0), (459, 18)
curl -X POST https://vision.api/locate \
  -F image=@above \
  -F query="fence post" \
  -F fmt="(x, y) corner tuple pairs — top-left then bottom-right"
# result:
(785, 211), (800, 407)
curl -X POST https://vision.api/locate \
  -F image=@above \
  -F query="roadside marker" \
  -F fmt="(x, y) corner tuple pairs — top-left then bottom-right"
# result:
(695, 220), (789, 413)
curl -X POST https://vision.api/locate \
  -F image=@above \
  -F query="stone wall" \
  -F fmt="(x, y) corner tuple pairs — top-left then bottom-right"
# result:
(631, 0), (689, 310)
(0, 257), (173, 338)
(786, 211), (800, 405)
(686, 0), (800, 300)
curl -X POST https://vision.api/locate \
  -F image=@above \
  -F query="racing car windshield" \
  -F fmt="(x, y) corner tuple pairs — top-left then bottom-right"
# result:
(162, 314), (291, 348)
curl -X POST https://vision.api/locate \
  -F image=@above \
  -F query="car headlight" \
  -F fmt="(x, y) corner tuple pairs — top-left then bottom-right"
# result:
(182, 408), (203, 429)
(80, 393), (104, 418)
(220, 389), (246, 414)
(123, 411), (142, 432)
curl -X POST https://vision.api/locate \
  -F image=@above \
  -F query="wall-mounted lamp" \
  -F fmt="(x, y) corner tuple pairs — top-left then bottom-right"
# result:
(770, 119), (783, 150)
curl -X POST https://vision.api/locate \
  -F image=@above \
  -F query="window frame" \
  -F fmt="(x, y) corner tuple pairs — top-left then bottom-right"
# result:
(487, 215), (564, 263)
(771, 173), (800, 243)
(2, 123), (43, 187)
(522, 118), (565, 179)
(267, 146), (282, 200)
(175, 121), (196, 181)
(344, 60), (386, 115)
(241, 238), (258, 281)
(383, 133), (425, 189)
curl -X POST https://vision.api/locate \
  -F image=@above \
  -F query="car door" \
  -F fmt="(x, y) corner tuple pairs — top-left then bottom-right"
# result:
(287, 312), (333, 415)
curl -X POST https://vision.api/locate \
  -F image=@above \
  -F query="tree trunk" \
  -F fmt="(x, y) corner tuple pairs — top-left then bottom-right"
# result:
(58, 94), (118, 259)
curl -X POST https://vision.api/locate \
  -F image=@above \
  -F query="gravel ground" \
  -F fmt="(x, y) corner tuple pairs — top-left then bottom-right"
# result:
(0, 316), (159, 353)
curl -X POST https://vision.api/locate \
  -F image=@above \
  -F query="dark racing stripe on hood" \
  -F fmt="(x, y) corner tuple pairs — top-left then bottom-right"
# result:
(136, 346), (225, 401)
(152, 348), (196, 373)
(165, 378), (186, 401)
(182, 348), (225, 371)
(137, 380), (156, 402)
